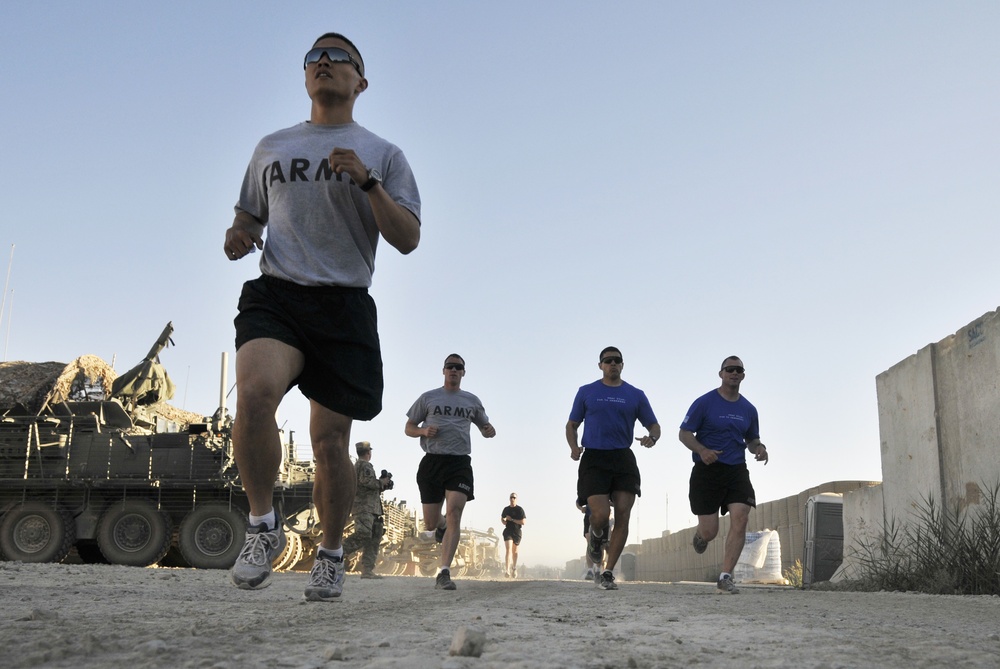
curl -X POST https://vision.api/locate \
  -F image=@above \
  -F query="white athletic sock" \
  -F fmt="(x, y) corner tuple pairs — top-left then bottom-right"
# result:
(720, 572), (732, 581)
(317, 546), (344, 559)
(249, 510), (276, 531)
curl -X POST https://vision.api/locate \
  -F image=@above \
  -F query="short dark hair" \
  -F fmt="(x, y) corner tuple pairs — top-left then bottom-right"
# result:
(720, 355), (742, 370)
(312, 32), (365, 76)
(599, 346), (622, 361)
(444, 353), (465, 365)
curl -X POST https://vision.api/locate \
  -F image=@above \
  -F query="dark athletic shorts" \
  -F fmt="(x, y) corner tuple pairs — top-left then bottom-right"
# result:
(688, 461), (757, 516)
(417, 453), (475, 503)
(234, 275), (383, 420)
(577, 447), (641, 502)
(503, 529), (522, 545)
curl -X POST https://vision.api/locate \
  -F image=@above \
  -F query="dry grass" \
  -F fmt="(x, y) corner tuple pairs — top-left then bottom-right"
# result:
(845, 480), (1000, 595)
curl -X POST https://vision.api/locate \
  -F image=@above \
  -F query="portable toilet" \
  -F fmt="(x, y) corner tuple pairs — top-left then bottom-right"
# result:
(803, 493), (844, 586)
(620, 552), (637, 581)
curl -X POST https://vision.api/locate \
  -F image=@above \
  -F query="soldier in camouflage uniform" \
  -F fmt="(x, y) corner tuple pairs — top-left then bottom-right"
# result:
(342, 441), (391, 578)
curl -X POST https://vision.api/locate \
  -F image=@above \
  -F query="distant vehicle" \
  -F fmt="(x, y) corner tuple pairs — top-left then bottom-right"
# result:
(0, 323), (318, 569)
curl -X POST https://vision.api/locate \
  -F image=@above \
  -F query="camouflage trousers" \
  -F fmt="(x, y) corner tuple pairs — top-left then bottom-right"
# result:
(342, 512), (384, 572)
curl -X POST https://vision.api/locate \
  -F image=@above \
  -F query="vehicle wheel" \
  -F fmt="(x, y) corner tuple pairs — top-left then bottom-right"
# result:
(291, 536), (316, 572)
(418, 560), (437, 576)
(273, 531), (303, 571)
(344, 551), (361, 573)
(96, 499), (172, 567)
(76, 540), (110, 564)
(0, 502), (75, 563)
(178, 504), (246, 570)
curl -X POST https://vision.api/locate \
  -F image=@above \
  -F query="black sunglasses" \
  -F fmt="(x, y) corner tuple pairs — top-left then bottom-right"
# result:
(303, 47), (362, 76)
(601, 356), (623, 365)
(722, 366), (745, 374)
(444, 363), (465, 371)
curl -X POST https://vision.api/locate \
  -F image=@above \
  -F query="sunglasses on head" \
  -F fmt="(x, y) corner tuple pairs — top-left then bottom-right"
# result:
(723, 366), (745, 374)
(601, 356), (623, 365)
(303, 47), (362, 76)
(444, 363), (465, 371)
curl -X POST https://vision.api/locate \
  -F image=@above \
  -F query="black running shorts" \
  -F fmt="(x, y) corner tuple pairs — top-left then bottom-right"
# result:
(417, 453), (475, 503)
(576, 447), (641, 502)
(688, 461), (757, 516)
(234, 275), (383, 420)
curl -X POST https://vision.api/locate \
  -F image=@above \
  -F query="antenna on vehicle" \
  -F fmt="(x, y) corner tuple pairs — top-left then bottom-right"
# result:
(1, 289), (11, 362)
(219, 352), (228, 414)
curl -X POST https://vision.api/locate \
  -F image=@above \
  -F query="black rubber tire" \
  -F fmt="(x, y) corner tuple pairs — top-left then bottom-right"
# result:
(0, 502), (75, 563)
(178, 504), (246, 570)
(96, 499), (172, 567)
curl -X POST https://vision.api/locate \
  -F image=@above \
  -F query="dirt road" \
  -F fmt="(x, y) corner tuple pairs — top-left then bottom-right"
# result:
(2, 561), (998, 668)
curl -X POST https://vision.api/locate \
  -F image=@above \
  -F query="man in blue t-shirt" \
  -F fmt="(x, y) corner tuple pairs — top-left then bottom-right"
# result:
(679, 355), (770, 595)
(566, 346), (660, 591)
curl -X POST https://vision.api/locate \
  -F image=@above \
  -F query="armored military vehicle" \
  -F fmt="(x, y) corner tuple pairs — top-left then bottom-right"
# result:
(0, 323), (319, 569)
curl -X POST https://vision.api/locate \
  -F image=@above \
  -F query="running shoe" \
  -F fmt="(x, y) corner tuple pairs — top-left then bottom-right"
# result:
(304, 553), (346, 601)
(716, 574), (740, 594)
(435, 569), (457, 590)
(230, 521), (285, 590)
(598, 570), (618, 590)
(692, 533), (708, 554)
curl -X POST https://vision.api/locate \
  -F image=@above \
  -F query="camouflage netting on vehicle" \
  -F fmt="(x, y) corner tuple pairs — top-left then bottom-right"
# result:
(0, 355), (116, 415)
(0, 355), (202, 428)
(134, 402), (209, 430)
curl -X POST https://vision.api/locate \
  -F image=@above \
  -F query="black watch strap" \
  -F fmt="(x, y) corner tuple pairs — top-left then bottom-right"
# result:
(361, 168), (382, 192)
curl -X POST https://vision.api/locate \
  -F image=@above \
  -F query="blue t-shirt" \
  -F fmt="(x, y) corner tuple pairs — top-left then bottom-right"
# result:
(568, 380), (658, 450)
(680, 389), (759, 465)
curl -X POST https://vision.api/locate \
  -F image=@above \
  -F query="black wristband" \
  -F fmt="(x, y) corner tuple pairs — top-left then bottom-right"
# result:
(649, 435), (658, 444)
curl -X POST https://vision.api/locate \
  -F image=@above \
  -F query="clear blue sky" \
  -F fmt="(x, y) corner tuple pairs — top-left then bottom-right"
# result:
(2, 2), (998, 568)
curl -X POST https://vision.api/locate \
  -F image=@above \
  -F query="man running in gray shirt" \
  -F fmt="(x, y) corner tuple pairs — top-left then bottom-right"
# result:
(405, 354), (496, 591)
(224, 32), (420, 602)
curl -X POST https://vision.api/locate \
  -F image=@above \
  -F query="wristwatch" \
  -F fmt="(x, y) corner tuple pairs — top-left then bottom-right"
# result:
(360, 168), (382, 192)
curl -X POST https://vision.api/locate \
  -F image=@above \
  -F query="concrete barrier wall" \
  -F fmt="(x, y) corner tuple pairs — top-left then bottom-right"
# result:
(875, 346), (941, 521)
(876, 308), (1000, 520)
(832, 483), (884, 582)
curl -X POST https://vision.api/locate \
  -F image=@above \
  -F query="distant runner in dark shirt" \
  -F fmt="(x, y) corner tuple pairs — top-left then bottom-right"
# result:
(500, 492), (526, 578)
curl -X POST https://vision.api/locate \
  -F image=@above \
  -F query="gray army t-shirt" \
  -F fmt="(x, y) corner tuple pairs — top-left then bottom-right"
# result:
(236, 121), (421, 288)
(406, 387), (490, 456)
